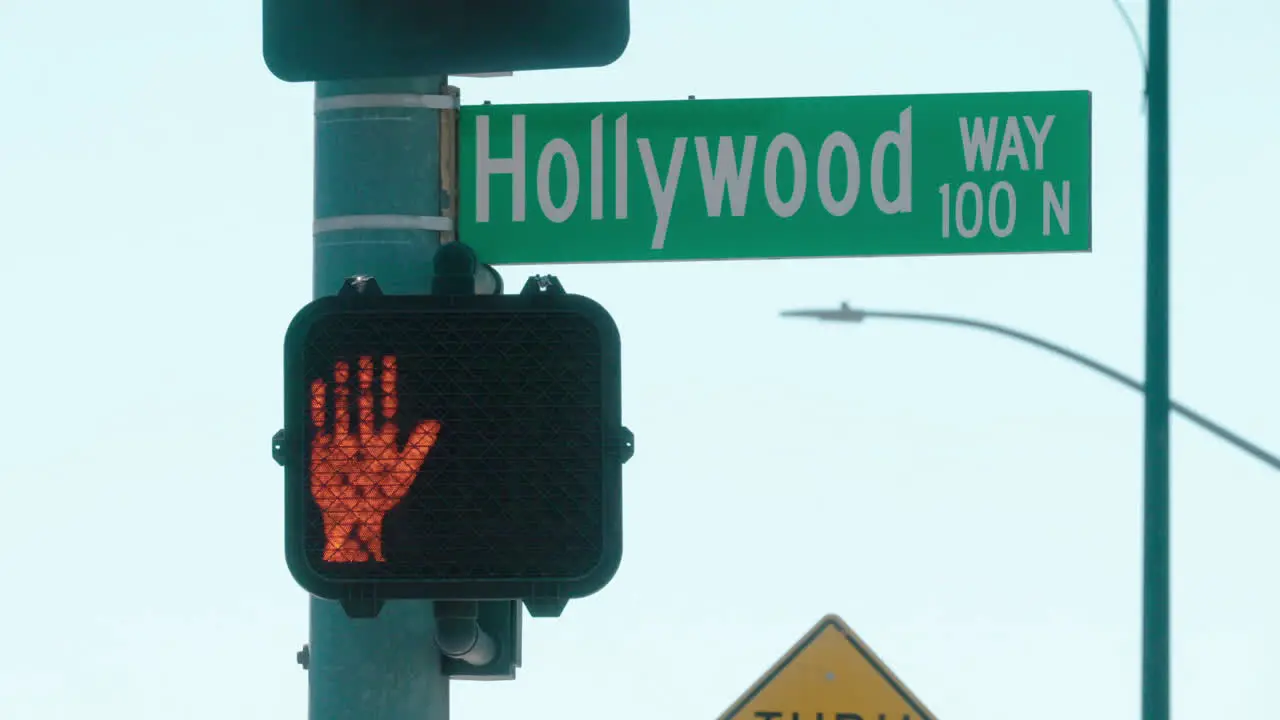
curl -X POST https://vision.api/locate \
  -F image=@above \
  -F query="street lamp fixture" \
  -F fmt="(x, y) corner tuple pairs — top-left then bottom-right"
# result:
(781, 303), (1280, 474)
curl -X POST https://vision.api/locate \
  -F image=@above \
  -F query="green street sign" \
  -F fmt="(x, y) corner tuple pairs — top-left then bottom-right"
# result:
(458, 91), (1091, 265)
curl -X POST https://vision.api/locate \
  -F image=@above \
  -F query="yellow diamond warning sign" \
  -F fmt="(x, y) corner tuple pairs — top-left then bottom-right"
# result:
(716, 614), (937, 720)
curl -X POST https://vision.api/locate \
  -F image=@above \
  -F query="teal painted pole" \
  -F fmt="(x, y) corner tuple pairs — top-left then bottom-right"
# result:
(308, 75), (452, 720)
(1141, 0), (1171, 719)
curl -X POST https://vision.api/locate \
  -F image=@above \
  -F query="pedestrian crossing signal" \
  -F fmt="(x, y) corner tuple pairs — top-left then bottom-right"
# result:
(280, 290), (628, 612)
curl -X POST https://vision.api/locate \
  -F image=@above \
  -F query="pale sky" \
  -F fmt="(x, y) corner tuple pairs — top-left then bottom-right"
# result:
(2, 1), (1278, 719)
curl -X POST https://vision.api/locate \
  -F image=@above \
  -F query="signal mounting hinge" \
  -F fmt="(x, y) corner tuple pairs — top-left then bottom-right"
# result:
(338, 274), (385, 298)
(617, 426), (635, 464)
(272, 429), (286, 467)
(520, 275), (566, 295)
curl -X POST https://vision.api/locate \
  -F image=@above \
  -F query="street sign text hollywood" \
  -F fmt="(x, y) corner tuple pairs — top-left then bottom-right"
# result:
(472, 108), (1060, 250)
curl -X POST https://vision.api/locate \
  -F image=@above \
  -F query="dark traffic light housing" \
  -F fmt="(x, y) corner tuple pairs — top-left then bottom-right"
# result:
(263, 0), (631, 83)
(280, 273), (630, 615)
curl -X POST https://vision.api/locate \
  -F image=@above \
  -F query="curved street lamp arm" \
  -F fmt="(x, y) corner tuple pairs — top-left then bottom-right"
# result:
(1109, 0), (1149, 73)
(858, 310), (1280, 473)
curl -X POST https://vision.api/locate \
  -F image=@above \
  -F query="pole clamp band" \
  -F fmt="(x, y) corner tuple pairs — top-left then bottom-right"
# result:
(314, 214), (454, 234)
(314, 93), (460, 113)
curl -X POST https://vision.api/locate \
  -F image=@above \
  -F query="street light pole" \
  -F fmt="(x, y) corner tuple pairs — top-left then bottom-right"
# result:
(779, 305), (1278, 474)
(784, 5), (1174, 720)
(1142, 3), (1173, 720)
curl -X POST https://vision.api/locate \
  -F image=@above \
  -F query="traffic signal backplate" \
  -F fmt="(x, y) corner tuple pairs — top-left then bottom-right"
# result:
(263, 0), (631, 82)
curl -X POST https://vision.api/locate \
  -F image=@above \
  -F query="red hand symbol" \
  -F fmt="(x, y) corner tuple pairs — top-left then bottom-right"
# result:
(309, 355), (441, 563)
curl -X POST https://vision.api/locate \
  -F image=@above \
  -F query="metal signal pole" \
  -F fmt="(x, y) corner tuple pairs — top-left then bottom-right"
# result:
(1141, 1), (1172, 720)
(306, 75), (456, 720)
